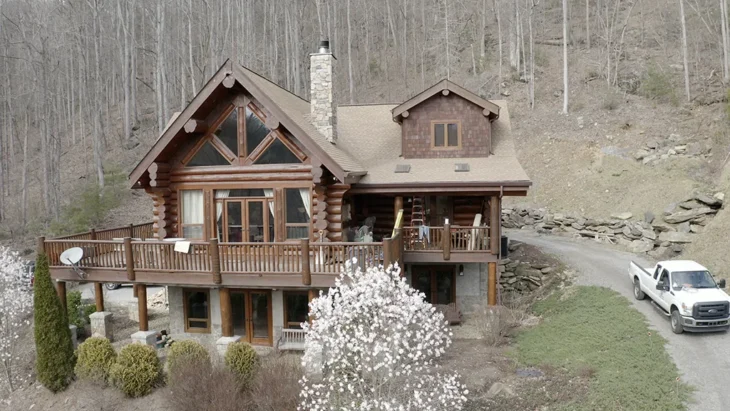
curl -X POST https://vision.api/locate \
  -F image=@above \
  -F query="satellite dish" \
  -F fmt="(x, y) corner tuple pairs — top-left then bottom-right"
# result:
(60, 247), (86, 279)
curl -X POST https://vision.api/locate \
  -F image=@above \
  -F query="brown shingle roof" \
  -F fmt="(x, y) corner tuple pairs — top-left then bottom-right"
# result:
(336, 100), (530, 187)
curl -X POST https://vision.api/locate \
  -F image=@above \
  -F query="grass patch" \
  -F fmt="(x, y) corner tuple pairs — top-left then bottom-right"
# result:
(516, 286), (691, 410)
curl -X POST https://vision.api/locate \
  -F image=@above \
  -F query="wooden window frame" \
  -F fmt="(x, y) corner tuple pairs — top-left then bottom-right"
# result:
(412, 266), (457, 304)
(283, 291), (309, 329)
(179, 189), (205, 240)
(183, 288), (211, 333)
(284, 187), (312, 241)
(182, 104), (238, 166)
(218, 197), (275, 243)
(430, 120), (462, 150)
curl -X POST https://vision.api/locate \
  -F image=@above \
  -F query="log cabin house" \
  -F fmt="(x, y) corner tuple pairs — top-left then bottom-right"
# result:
(40, 41), (531, 350)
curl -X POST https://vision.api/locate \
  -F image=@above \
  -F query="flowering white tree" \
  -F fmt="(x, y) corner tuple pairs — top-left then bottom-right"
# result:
(299, 261), (468, 411)
(0, 247), (33, 393)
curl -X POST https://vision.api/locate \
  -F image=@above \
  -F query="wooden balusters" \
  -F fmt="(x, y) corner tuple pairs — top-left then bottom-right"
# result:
(210, 239), (221, 284)
(301, 239), (311, 285)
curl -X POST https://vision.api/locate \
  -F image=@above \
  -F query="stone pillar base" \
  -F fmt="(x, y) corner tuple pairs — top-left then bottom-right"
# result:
(89, 311), (114, 341)
(131, 330), (158, 347)
(216, 336), (242, 356)
(128, 301), (139, 322)
(69, 325), (78, 349)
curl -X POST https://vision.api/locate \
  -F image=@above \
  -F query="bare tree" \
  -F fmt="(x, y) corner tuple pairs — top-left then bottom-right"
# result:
(721, 0), (729, 82)
(562, 0), (569, 113)
(679, 0), (691, 101)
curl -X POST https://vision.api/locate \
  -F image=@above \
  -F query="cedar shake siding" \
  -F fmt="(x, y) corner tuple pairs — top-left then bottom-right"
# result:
(401, 94), (491, 159)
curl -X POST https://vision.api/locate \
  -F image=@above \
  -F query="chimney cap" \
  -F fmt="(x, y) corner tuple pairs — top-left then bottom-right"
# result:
(318, 40), (330, 53)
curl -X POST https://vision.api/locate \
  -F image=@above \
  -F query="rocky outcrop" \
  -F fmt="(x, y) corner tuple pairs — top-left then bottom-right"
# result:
(503, 192), (724, 257)
(633, 134), (712, 165)
(498, 257), (557, 294)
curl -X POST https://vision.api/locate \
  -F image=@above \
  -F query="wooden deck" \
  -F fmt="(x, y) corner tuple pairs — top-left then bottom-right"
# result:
(41, 222), (498, 288)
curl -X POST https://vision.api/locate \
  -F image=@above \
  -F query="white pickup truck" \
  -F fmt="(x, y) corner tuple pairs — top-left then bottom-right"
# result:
(628, 260), (730, 334)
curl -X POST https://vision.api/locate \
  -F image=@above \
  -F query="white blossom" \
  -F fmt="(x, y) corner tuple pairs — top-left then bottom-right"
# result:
(0, 247), (33, 393)
(298, 261), (468, 410)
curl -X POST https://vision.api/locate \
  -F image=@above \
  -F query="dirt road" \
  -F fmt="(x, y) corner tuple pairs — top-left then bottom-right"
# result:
(508, 229), (729, 411)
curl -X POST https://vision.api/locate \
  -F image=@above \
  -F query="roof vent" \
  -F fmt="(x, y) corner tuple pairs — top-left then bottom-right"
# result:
(395, 164), (411, 173)
(455, 163), (470, 172)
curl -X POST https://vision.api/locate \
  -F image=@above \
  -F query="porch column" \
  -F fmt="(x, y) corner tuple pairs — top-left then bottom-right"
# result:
(56, 281), (67, 314)
(488, 262), (497, 306)
(94, 283), (105, 312)
(489, 196), (501, 255)
(138, 284), (148, 332)
(394, 196), (403, 223)
(220, 288), (233, 337)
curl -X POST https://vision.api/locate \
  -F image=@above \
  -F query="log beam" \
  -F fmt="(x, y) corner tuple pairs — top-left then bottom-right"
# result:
(184, 119), (207, 134)
(220, 288), (233, 337)
(57, 281), (67, 314)
(138, 284), (148, 332)
(488, 262), (497, 306)
(94, 283), (105, 312)
(489, 196), (501, 255)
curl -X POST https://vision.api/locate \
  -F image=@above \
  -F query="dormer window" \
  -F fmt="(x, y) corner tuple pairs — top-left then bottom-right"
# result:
(431, 120), (461, 149)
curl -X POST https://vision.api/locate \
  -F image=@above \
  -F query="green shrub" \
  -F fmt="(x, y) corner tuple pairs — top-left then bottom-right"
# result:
(166, 340), (211, 378)
(110, 343), (162, 397)
(75, 337), (117, 384)
(50, 168), (126, 236)
(34, 254), (76, 393)
(224, 342), (259, 387)
(639, 66), (678, 105)
(66, 290), (96, 331)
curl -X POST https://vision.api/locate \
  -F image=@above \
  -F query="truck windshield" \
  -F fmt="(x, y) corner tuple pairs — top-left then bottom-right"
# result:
(672, 271), (717, 290)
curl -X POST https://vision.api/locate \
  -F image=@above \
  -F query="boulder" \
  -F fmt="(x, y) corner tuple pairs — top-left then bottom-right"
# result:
(641, 229), (657, 240)
(695, 193), (723, 207)
(634, 149), (650, 160)
(715, 192), (725, 202)
(674, 145), (687, 153)
(642, 154), (658, 165)
(677, 222), (691, 233)
(690, 225), (704, 234)
(678, 200), (703, 210)
(516, 266), (543, 278)
(611, 212), (633, 220)
(630, 240), (655, 253)
(663, 207), (715, 224)
(540, 267), (556, 275)
(663, 203), (678, 216)
(646, 139), (659, 149)
(658, 231), (694, 243)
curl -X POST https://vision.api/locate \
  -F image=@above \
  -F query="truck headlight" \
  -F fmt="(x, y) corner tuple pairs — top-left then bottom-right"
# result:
(681, 302), (693, 316)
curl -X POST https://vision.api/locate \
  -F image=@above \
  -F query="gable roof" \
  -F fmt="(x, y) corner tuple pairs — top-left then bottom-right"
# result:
(391, 79), (500, 122)
(129, 60), (364, 188)
(337, 100), (530, 191)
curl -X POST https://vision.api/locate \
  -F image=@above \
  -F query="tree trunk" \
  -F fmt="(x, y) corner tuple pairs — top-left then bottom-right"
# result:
(119, 0), (131, 148)
(509, 0), (519, 69)
(347, 0), (354, 103)
(586, 0), (590, 48)
(529, 0), (535, 108)
(679, 0), (691, 101)
(494, 0), (503, 92)
(562, 0), (569, 114)
(188, 0), (197, 95)
(721, 0), (729, 83)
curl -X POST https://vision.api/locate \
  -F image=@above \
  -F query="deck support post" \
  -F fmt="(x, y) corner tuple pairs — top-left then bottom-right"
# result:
(124, 237), (135, 281)
(394, 196), (403, 222)
(220, 288), (233, 337)
(129, 224), (135, 238)
(301, 239), (311, 285)
(383, 237), (393, 269)
(443, 223), (451, 261)
(488, 262), (497, 306)
(94, 283), (105, 312)
(210, 238), (221, 285)
(57, 281), (67, 314)
(489, 196), (501, 255)
(138, 284), (148, 332)
(308, 289), (317, 324)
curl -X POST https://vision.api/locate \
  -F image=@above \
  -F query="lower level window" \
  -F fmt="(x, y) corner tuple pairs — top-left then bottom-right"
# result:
(184, 289), (210, 333)
(284, 291), (309, 329)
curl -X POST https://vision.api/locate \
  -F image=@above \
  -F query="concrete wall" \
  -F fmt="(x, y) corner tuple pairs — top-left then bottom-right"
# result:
(169, 286), (285, 348)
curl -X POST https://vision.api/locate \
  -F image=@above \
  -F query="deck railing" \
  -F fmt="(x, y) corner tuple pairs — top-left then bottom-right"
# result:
(41, 232), (404, 286)
(403, 225), (491, 254)
(54, 223), (154, 241)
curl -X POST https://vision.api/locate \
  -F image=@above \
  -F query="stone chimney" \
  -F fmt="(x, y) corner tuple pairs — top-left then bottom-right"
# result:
(310, 40), (337, 143)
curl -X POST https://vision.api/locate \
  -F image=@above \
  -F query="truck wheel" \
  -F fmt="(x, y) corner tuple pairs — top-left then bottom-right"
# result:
(104, 283), (121, 291)
(633, 278), (645, 300)
(671, 309), (684, 334)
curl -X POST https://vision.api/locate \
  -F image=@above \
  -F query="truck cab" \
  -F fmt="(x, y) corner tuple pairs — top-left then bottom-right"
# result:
(628, 260), (730, 334)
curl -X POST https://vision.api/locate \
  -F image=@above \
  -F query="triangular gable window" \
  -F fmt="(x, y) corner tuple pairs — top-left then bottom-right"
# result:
(245, 106), (270, 155)
(254, 138), (302, 165)
(215, 109), (238, 155)
(188, 141), (231, 166)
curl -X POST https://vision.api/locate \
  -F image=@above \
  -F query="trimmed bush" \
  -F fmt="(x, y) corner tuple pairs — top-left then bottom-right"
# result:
(110, 343), (162, 397)
(166, 340), (211, 378)
(224, 342), (259, 387)
(75, 337), (117, 384)
(33, 253), (75, 393)
(67, 290), (96, 332)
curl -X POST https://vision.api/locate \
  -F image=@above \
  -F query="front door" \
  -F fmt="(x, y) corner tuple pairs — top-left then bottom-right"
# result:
(231, 289), (272, 345)
(223, 199), (273, 242)
(412, 266), (456, 305)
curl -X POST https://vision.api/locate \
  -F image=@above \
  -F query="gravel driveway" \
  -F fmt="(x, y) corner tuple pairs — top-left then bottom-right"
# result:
(508, 229), (729, 411)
